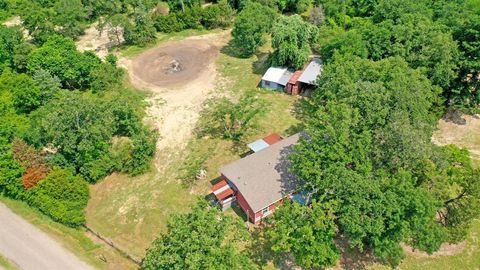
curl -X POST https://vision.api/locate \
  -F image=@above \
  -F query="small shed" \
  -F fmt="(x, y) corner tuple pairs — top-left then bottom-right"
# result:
(261, 67), (294, 90)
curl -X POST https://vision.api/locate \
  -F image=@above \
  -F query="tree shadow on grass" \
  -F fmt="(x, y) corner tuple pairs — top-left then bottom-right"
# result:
(335, 234), (381, 270)
(252, 52), (271, 75)
(220, 40), (249, 59)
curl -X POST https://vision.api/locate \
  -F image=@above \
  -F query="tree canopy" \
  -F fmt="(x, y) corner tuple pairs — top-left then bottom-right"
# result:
(288, 56), (479, 266)
(271, 15), (318, 69)
(231, 2), (277, 57)
(142, 199), (254, 270)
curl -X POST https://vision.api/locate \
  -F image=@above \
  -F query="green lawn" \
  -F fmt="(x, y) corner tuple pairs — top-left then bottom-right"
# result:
(0, 254), (19, 270)
(0, 197), (136, 270)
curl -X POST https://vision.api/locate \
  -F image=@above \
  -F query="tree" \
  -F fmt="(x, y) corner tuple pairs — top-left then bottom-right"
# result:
(231, 2), (277, 57)
(27, 35), (102, 89)
(421, 145), (480, 242)
(451, 14), (480, 107)
(201, 0), (235, 29)
(27, 168), (90, 227)
(0, 139), (25, 199)
(167, 0), (201, 12)
(124, 7), (157, 46)
(0, 69), (41, 113)
(28, 91), (116, 182)
(271, 15), (318, 69)
(309, 5), (325, 26)
(0, 25), (23, 71)
(142, 199), (254, 270)
(268, 200), (339, 269)
(99, 14), (128, 46)
(32, 69), (62, 103)
(53, 0), (88, 38)
(0, 92), (29, 141)
(289, 56), (448, 266)
(197, 92), (267, 141)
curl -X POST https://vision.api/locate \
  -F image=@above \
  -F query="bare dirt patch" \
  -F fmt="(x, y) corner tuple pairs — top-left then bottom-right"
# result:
(130, 40), (219, 88)
(118, 31), (230, 170)
(401, 242), (466, 258)
(76, 22), (123, 59)
(432, 111), (480, 160)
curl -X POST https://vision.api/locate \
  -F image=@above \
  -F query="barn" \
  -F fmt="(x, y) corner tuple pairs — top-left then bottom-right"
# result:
(211, 133), (305, 224)
(263, 58), (323, 96)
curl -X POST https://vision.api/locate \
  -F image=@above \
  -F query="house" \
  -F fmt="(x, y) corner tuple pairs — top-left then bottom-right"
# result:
(262, 58), (323, 96)
(211, 133), (304, 224)
(260, 67), (294, 90)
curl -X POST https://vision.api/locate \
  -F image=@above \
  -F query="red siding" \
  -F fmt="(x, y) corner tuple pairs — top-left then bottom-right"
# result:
(236, 190), (256, 223)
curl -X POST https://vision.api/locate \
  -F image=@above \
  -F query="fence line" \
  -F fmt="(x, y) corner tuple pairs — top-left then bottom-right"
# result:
(83, 225), (142, 266)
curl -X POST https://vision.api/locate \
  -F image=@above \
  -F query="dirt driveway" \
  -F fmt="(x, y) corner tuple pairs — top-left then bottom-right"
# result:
(118, 32), (229, 169)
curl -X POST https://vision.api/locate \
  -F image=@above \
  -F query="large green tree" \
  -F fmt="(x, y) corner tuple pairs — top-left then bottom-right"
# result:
(290, 56), (449, 265)
(231, 2), (277, 57)
(28, 91), (116, 182)
(27, 35), (102, 89)
(268, 200), (339, 269)
(271, 15), (318, 68)
(142, 199), (254, 270)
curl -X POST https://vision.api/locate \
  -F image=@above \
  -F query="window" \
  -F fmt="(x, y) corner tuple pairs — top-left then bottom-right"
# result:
(264, 81), (270, 86)
(262, 207), (269, 215)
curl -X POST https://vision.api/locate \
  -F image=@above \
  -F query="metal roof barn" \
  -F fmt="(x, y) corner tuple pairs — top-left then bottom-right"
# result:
(261, 67), (294, 86)
(298, 58), (322, 85)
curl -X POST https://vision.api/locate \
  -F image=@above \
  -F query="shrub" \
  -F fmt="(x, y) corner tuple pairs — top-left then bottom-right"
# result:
(22, 165), (50, 189)
(202, 0), (235, 29)
(0, 140), (25, 199)
(28, 168), (89, 227)
(153, 13), (185, 33)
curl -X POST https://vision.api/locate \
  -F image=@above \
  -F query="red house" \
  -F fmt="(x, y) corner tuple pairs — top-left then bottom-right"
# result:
(212, 133), (302, 224)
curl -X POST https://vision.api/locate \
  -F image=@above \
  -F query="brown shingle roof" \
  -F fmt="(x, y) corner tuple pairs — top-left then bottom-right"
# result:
(220, 133), (302, 212)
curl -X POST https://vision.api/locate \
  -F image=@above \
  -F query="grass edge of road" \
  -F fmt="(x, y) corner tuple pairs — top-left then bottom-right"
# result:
(0, 196), (137, 270)
(0, 254), (19, 270)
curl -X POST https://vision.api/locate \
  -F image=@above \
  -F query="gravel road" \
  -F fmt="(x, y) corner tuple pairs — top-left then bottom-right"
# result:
(0, 202), (94, 270)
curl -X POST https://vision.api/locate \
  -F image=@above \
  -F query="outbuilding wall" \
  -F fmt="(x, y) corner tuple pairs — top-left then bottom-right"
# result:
(261, 80), (284, 90)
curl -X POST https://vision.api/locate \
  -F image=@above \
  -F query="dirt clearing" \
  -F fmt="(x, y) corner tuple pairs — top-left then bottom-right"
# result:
(432, 111), (480, 161)
(118, 31), (229, 169)
(130, 40), (219, 88)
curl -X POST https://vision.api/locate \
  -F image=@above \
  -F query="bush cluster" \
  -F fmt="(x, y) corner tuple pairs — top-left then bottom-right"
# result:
(153, 1), (235, 33)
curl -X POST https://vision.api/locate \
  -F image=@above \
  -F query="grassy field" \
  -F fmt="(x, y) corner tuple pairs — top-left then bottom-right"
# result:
(0, 197), (136, 270)
(85, 31), (300, 259)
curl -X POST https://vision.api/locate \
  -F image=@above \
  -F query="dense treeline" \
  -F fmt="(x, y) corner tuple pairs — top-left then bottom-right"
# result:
(0, 15), (156, 226)
(269, 0), (480, 268)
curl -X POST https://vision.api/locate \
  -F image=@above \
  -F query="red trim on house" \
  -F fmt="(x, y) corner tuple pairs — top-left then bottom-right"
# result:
(262, 133), (283, 145)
